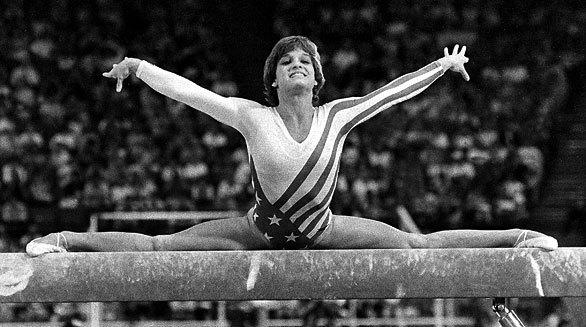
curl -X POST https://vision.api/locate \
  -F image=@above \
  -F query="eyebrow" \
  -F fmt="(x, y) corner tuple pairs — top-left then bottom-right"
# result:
(280, 52), (311, 61)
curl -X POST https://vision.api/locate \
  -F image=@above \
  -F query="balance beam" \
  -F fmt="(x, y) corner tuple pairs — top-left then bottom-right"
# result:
(1, 248), (584, 302)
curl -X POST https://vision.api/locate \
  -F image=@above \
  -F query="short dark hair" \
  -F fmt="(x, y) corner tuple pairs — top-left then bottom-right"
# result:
(263, 36), (325, 106)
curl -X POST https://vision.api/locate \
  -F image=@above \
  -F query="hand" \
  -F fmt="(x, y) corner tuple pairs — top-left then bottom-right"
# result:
(102, 57), (139, 92)
(439, 44), (470, 81)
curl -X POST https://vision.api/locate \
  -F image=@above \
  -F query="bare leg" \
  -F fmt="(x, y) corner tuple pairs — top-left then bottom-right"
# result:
(27, 216), (270, 255)
(417, 228), (549, 248)
(62, 231), (247, 251)
(317, 215), (555, 249)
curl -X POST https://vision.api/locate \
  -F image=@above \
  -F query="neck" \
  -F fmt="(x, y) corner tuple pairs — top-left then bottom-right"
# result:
(275, 92), (314, 119)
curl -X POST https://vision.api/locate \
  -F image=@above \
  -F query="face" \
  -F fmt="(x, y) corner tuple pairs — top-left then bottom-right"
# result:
(273, 48), (317, 93)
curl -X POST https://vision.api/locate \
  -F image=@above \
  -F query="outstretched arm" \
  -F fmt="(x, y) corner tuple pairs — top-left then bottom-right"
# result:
(330, 45), (470, 128)
(102, 58), (256, 129)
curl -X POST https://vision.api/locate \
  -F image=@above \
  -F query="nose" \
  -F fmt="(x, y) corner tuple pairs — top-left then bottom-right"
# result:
(291, 59), (303, 68)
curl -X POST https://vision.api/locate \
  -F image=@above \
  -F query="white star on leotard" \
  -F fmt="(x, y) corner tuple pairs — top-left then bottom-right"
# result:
(285, 232), (299, 243)
(253, 212), (259, 222)
(264, 233), (273, 241)
(255, 192), (261, 204)
(268, 214), (281, 226)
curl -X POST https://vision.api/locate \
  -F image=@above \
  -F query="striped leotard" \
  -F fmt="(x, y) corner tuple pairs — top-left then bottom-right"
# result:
(137, 60), (445, 249)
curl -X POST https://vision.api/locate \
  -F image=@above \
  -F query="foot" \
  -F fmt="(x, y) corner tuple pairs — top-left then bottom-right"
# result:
(514, 230), (558, 251)
(26, 233), (68, 257)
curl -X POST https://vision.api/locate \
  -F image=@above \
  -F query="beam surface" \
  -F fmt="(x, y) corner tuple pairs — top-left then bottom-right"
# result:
(0, 248), (585, 302)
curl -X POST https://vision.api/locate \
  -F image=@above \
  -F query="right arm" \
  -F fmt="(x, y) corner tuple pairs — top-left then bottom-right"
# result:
(102, 58), (258, 129)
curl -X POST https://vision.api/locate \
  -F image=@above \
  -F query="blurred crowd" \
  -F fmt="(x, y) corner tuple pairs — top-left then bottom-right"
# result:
(276, 0), (582, 233)
(0, 0), (584, 325)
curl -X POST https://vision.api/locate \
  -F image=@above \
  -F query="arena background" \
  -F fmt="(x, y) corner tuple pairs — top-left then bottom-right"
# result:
(0, 0), (584, 326)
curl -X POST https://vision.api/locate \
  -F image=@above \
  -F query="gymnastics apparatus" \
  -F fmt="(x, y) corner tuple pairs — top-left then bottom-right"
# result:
(1, 37), (583, 326)
(1, 248), (585, 326)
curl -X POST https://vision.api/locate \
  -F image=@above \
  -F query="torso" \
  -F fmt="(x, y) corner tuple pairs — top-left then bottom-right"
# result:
(231, 61), (445, 249)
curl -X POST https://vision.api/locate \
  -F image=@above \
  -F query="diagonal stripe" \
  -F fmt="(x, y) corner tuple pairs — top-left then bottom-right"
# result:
(306, 209), (330, 239)
(273, 102), (353, 209)
(362, 62), (441, 102)
(299, 209), (328, 237)
(308, 217), (330, 243)
(284, 66), (443, 218)
(293, 160), (340, 228)
(350, 66), (443, 125)
(274, 62), (442, 210)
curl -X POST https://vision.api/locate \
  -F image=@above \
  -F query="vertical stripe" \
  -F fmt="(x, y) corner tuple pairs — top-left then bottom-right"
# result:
(248, 157), (269, 202)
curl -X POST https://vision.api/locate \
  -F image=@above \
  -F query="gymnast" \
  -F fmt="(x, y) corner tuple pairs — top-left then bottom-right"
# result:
(27, 36), (558, 255)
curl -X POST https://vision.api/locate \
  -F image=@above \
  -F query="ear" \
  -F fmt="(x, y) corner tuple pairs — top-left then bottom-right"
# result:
(272, 81), (277, 87)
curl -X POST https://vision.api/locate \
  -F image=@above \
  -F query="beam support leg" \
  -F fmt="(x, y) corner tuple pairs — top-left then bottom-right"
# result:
(492, 298), (526, 327)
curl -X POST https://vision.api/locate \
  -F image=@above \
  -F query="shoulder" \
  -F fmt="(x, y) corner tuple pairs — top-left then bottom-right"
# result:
(227, 97), (272, 126)
(321, 97), (363, 112)
(228, 97), (266, 110)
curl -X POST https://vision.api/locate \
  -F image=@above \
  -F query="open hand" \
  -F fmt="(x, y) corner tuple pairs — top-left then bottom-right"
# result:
(440, 45), (470, 81)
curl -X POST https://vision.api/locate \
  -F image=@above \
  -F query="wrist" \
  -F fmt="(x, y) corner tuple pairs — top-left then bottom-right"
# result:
(437, 57), (450, 73)
(124, 57), (142, 75)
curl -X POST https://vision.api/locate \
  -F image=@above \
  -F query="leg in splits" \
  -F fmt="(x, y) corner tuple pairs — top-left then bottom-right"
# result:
(314, 215), (557, 250)
(27, 216), (270, 256)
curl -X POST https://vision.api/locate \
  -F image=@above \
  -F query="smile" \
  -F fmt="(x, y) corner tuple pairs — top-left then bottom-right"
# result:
(289, 72), (306, 78)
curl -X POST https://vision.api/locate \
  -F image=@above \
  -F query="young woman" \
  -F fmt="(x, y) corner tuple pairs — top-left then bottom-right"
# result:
(27, 36), (557, 255)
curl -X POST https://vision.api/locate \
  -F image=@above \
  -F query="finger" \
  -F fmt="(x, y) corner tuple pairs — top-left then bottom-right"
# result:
(444, 47), (449, 57)
(452, 44), (459, 55)
(460, 67), (470, 81)
(102, 72), (111, 78)
(460, 45), (467, 56)
(116, 78), (123, 92)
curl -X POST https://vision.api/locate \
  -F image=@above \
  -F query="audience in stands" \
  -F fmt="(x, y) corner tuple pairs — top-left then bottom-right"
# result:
(0, 0), (583, 325)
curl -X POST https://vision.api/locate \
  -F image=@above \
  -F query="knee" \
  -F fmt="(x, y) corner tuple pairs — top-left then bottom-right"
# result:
(206, 237), (246, 250)
(151, 235), (245, 251)
(373, 232), (427, 249)
(369, 234), (417, 249)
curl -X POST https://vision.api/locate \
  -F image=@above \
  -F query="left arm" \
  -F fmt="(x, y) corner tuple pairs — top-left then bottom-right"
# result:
(329, 45), (470, 128)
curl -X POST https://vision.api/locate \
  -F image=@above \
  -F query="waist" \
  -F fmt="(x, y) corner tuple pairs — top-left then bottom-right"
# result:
(248, 206), (331, 249)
